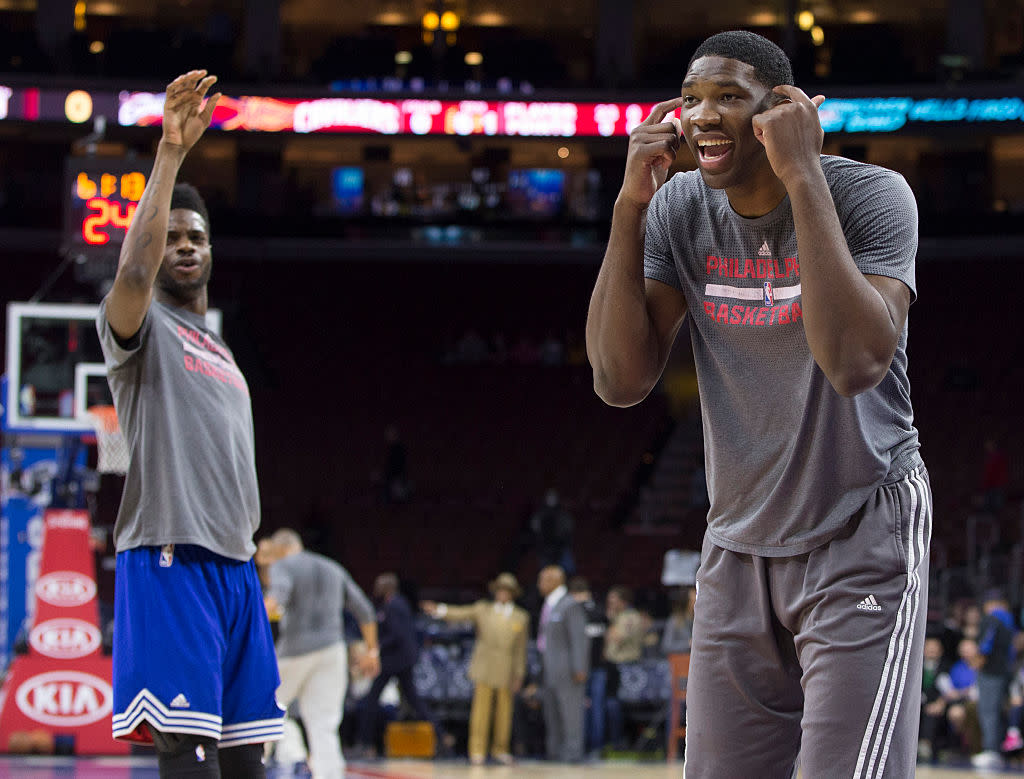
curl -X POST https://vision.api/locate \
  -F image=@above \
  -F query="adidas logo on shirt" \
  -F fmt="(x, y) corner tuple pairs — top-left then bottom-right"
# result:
(857, 595), (882, 612)
(758, 241), (771, 257)
(170, 693), (190, 708)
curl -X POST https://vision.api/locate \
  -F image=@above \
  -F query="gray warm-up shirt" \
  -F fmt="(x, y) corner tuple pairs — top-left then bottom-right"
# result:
(644, 155), (922, 556)
(269, 550), (376, 658)
(97, 299), (260, 560)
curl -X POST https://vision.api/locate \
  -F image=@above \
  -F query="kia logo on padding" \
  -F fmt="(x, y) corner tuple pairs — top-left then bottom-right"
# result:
(35, 571), (97, 607)
(29, 618), (102, 659)
(15, 671), (113, 726)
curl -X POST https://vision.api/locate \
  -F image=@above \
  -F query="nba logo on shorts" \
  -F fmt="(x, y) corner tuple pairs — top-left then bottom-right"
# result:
(160, 544), (175, 567)
(763, 281), (774, 307)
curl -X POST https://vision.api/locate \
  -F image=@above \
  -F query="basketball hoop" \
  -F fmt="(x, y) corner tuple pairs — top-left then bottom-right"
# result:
(87, 405), (130, 475)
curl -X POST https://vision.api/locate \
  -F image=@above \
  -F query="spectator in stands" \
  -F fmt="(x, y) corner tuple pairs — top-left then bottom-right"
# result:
(661, 586), (696, 655)
(536, 565), (589, 763)
(353, 573), (448, 759)
(970, 589), (1017, 769)
(422, 573), (529, 766)
(980, 438), (1009, 515)
(940, 639), (981, 757)
(568, 576), (609, 757)
(962, 600), (984, 640)
(530, 488), (575, 574)
(602, 586), (647, 749)
(919, 635), (951, 763)
(265, 529), (380, 778)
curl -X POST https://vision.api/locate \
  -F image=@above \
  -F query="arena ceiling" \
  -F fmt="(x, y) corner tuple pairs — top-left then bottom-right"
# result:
(0, 0), (957, 29)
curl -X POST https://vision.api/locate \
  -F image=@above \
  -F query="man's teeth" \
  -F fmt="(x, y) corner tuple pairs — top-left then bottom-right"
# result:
(699, 140), (732, 158)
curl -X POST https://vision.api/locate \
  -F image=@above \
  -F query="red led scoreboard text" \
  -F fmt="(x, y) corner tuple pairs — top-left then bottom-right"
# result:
(63, 158), (152, 260)
(75, 170), (146, 245)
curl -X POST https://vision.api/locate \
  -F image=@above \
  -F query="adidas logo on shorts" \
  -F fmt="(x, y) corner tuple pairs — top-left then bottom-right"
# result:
(857, 594), (883, 612)
(170, 693), (190, 708)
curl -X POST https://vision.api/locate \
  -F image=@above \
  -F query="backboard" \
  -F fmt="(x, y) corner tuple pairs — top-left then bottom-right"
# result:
(4, 302), (222, 433)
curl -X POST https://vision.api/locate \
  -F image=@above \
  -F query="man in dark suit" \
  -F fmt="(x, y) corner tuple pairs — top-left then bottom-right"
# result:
(537, 565), (589, 762)
(354, 573), (444, 758)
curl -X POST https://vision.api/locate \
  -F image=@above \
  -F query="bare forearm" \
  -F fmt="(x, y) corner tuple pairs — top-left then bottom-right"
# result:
(360, 622), (379, 652)
(788, 172), (898, 396)
(586, 199), (663, 406)
(117, 141), (186, 287)
(104, 142), (187, 338)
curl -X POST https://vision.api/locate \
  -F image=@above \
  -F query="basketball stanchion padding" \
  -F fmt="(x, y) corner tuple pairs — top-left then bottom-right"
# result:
(87, 405), (129, 475)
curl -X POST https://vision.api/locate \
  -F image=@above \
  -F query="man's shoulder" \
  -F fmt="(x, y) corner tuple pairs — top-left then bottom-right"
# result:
(820, 154), (907, 192)
(654, 169), (705, 211)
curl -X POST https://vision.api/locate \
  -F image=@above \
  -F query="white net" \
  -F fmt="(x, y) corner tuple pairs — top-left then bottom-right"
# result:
(87, 405), (130, 475)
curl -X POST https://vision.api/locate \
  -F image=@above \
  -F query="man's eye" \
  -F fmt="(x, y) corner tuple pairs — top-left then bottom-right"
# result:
(720, 94), (736, 102)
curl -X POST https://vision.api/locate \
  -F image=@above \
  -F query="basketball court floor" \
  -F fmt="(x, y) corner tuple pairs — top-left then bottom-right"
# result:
(0, 756), (1020, 778)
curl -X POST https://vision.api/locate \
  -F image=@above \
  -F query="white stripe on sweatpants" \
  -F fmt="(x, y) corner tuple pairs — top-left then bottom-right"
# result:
(853, 468), (928, 778)
(874, 470), (931, 775)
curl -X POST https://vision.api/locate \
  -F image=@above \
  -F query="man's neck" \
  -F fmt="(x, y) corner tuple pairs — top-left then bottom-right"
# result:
(155, 286), (209, 316)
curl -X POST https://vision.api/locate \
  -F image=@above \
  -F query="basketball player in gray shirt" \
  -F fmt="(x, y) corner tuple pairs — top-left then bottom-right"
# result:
(97, 70), (282, 778)
(586, 32), (930, 778)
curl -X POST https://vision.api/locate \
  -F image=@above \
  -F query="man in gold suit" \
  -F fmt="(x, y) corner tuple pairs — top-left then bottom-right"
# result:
(422, 573), (529, 765)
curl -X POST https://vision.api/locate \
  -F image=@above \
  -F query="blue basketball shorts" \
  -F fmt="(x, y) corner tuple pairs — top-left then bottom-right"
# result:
(111, 544), (285, 747)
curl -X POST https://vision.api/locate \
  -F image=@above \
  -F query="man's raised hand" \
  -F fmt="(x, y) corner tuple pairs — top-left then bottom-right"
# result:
(161, 70), (221, 153)
(619, 97), (684, 209)
(751, 85), (826, 186)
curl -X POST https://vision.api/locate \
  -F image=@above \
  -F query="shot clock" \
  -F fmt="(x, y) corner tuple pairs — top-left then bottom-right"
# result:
(62, 156), (153, 281)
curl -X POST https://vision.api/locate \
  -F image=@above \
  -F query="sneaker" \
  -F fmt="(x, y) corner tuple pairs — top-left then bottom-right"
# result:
(1003, 727), (1024, 752)
(971, 750), (1006, 769)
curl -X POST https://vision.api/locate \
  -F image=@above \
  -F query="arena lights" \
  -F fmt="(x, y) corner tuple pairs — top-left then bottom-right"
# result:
(3, 85), (1024, 137)
(64, 90), (93, 123)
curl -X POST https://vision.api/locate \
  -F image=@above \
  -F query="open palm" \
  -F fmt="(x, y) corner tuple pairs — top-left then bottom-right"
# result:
(162, 70), (221, 151)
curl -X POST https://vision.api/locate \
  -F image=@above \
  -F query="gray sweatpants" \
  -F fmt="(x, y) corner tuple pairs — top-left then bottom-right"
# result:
(684, 466), (931, 779)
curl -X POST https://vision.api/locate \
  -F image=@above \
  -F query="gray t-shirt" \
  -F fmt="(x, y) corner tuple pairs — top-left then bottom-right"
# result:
(269, 550), (375, 658)
(644, 155), (922, 556)
(97, 299), (260, 560)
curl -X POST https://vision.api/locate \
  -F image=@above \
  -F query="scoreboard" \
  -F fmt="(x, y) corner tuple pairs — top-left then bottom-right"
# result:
(62, 156), (152, 280)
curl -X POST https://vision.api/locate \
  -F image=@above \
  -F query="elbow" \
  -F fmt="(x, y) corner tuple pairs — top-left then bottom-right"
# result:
(593, 371), (653, 408)
(827, 360), (889, 398)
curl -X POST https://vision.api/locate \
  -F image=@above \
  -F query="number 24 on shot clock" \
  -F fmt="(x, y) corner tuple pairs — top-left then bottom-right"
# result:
(63, 157), (153, 257)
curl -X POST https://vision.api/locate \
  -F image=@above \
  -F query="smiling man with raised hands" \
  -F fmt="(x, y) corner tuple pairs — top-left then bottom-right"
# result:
(586, 31), (930, 778)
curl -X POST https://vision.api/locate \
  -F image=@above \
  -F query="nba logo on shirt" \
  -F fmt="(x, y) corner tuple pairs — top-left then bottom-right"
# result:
(160, 544), (175, 567)
(763, 281), (775, 306)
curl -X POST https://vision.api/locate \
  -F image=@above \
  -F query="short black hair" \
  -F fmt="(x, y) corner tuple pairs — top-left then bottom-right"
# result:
(170, 182), (210, 233)
(687, 30), (794, 89)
